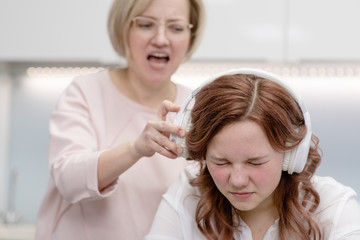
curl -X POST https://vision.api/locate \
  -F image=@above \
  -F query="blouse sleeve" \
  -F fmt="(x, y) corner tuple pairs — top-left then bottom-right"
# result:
(143, 197), (183, 240)
(48, 78), (117, 203)
(144, 168), (195, 240)
(144, 165), (202, 240)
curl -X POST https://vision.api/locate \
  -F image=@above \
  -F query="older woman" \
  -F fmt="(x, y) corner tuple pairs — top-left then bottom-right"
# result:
(35, 0), (205, 239)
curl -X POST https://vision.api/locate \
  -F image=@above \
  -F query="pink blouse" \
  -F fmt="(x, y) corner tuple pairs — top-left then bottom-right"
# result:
(35, 70), (192, 240)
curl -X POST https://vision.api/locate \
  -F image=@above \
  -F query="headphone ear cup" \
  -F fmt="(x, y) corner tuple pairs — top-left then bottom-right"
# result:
(283, 130), (312, 174)
(283, 147), (299, 174)
(170, 109), (192, 158)
(282, 149), (293, 172)
(292, 133), (311, 173)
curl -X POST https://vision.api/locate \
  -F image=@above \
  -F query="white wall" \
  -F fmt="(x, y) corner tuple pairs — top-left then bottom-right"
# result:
(0, 65), (12, 212)
(1, 0), (360, 226)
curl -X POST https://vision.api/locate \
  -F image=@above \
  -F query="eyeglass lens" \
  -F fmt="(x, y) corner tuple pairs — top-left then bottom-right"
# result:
(132, 17), (192, 38)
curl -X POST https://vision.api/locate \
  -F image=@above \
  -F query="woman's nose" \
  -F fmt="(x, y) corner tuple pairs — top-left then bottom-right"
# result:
(151, 25), (170, 46)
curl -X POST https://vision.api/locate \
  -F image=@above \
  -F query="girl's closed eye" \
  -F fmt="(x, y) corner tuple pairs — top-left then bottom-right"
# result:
(249, 162), (264, 166)
(247, 157), (269, 166)
(215, 162), (229, 166)
(209, 158), (230, 166)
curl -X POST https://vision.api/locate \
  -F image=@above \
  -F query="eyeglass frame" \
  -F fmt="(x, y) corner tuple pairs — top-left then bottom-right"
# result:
(131, 16), (194, 39)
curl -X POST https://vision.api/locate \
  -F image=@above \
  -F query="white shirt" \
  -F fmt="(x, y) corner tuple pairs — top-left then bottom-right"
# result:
(145, 164), (360, 240)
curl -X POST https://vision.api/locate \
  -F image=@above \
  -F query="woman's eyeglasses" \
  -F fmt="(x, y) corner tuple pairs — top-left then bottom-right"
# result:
(132, 16), (193, 39)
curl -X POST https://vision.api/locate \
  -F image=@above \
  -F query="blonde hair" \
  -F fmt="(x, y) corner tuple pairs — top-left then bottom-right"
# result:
(107, 0), (205, 61)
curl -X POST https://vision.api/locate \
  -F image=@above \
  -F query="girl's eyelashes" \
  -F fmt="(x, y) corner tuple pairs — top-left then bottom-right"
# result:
(248, 162), (263, 166)
(208, 158), (229, 166)
(208, 156), (269, 166)
(214, 162), (229, 166)
(248, 160), (269, 166)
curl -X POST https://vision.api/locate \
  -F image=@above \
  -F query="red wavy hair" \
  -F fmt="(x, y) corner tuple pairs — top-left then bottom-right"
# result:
(186, 73), (322, 239)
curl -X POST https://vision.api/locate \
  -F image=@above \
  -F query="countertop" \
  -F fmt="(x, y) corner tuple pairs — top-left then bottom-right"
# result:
(0, 224), (35, 240)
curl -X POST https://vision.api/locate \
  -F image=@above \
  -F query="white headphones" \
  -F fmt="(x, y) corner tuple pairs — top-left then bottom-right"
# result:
(170, 68), (312, 174)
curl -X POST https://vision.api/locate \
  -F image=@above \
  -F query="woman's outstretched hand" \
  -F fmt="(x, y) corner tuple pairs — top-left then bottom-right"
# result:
(134, 100), (185, 159)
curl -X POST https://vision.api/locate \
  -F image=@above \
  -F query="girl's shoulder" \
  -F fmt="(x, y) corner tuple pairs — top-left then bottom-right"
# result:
(312, 175), (357, 199)
(311, 176), (360, 238)
(311, 175), (359, 216)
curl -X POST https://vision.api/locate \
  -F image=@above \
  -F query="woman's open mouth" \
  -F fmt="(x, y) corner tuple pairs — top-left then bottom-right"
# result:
(148, 53), (170, 66)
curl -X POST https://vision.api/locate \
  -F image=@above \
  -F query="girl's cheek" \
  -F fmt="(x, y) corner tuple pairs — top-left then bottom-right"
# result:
(208, 165), (229, 183)
(252, 168), (268, 181)
(251, 166), (282, 186)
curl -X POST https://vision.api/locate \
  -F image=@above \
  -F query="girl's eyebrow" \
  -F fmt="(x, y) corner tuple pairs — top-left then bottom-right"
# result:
(206, 154), (227, 161)
(207, 154), (268, 162)
(247, 155), (267, 161)
(208, 156), (224, 160)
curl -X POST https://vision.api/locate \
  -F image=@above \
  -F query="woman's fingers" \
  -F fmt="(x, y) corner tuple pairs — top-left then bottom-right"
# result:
(134, 100), (186, 158)
(135, 119), (183, 157)
(152, 128), (183, 156)
(158, 100), (181, 121)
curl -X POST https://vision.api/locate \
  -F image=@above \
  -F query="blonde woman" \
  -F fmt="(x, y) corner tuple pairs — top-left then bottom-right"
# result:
(35, 0), (205, 239)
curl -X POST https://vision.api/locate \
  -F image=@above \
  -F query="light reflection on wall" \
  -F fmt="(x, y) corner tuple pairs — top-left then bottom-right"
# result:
(22, 64), (360, 94)
(22, 67), (104, 98)
(172, 62), (360, 90)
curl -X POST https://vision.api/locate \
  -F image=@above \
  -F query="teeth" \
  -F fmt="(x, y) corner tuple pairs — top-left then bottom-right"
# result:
(152, 62), (166, 67)
(152, 53), (168, 58)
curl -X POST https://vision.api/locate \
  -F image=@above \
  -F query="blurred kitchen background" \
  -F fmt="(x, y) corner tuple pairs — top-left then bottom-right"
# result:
(1, 0), (360, 239)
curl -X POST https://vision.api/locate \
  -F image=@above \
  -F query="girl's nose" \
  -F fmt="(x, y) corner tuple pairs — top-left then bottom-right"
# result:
(229, 166), (249, 188)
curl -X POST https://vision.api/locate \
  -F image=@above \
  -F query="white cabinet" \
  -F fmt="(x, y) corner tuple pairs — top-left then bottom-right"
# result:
(287, 0), (360, 61)
(195, 0), (360, 62)
(0, 0), (118, 63)
(193, 0), (285, 61)
(1, 0), (360, 62)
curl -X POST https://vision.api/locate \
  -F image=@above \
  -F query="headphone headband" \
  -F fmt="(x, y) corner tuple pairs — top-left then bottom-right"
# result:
(171, 68), (312, 174)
